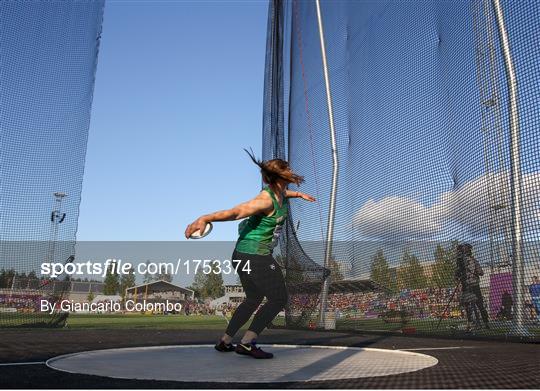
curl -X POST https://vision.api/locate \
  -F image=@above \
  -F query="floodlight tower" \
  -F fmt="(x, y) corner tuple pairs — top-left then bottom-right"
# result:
(47, 192), (67, 266)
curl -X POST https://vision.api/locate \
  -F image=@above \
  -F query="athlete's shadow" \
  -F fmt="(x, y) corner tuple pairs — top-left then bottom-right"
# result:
(271, 330), (393, 347)
(274, 334), (391, 382)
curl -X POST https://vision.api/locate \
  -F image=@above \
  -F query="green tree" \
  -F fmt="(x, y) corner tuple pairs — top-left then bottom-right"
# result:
(119, 267), (136, 298)
(2, 269), (15, 289)
(143, 260), (152, 284)
(0, 268), (8, 288)
(204, 265), (224, 299)
(370, 249), (396, 291)
(397, 250), (427, 290)
(328, 258), (344, 282)
(186, 284), (201, 300)
(189, 265), (224, 300)
(190, 269), (205, 299)
(431, 244), (457, 288)
(278, 255), (307, 285)
(103, 261), (120, 295)
(157, 272), (173, 283)
(87, 291), (95, 302)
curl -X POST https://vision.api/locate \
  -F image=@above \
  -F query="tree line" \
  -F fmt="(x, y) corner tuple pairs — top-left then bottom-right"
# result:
(2, 242), (459, 300)
(103, 261), (226, 301)
(370, 242), (458, 291)
(0, 269), (102, 289)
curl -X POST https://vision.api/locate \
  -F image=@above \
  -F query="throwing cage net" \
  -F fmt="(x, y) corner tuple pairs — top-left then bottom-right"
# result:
(0, 1), (104, 327)
(262, 0), (539, 338)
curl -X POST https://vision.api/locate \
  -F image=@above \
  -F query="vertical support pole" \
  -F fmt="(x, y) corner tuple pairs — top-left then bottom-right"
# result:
(10, 274), (16, 299)
(315, 0), (339, 327)
(490, 0), (528, 335)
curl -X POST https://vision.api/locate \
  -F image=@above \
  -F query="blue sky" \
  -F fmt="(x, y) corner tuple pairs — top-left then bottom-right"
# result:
(2, 0), (537, 285)
(77, 0), (539, 250)
(77, 1), (269, 241)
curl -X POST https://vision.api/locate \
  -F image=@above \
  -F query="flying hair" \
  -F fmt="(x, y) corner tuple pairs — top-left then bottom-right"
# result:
(244, 148), (304, 186)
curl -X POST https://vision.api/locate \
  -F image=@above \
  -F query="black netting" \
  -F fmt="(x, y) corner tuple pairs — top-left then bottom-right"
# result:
(0, 1), (104, 327)
(262, 0), (539, 339)
(262, 1), (329, 329)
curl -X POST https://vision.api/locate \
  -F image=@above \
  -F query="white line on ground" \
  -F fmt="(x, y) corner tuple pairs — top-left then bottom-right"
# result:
(402, 346), (476, 351)
(0, 361), (45, 366)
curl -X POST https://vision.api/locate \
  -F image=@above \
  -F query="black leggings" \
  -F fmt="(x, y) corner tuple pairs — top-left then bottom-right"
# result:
(225, 250), (288, 336)
(464, 284), (489, 325)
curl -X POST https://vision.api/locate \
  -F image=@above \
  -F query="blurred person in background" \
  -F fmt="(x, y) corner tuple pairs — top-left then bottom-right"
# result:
(529, 276), (540, 323)
(455, 243), (489, 331)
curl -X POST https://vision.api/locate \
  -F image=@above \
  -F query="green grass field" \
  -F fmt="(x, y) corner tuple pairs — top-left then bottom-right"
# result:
(0, 313), (231, 330)
(2, 313), (538, 338)
(66, 314), (230, 329)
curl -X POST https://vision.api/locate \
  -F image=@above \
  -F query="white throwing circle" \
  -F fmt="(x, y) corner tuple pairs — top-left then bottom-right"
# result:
(47, 344), (438, 383)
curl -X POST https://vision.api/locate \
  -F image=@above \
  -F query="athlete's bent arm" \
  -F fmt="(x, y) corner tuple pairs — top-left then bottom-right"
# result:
(285, 190), (316, 202)
(184, 192), (273, 238)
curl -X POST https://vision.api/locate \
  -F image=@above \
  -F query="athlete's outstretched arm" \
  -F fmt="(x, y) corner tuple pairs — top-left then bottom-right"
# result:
(285, 190), (316, 202)
(184, 191), (273, 239)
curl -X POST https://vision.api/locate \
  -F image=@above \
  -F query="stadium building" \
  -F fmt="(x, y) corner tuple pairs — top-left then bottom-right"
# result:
(210, 284), (245, 308)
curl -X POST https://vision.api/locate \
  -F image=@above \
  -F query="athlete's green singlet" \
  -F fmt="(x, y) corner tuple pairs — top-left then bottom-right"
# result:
(235, 187), (288, 256)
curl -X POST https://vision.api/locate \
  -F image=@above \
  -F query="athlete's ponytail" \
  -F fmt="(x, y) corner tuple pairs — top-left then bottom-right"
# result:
(244, 148), (304, 186)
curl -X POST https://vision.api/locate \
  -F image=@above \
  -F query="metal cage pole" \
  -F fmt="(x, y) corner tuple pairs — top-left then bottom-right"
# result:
(315, 0), (339, 328)
(490, 0), (528, 335)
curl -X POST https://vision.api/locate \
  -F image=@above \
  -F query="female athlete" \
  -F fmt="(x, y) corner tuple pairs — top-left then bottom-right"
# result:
(184, 150), (315, 359)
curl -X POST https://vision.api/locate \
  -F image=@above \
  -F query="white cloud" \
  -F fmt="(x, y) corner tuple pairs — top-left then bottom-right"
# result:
(353, 196), (442, 240)
(353, 171), (540, 240)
